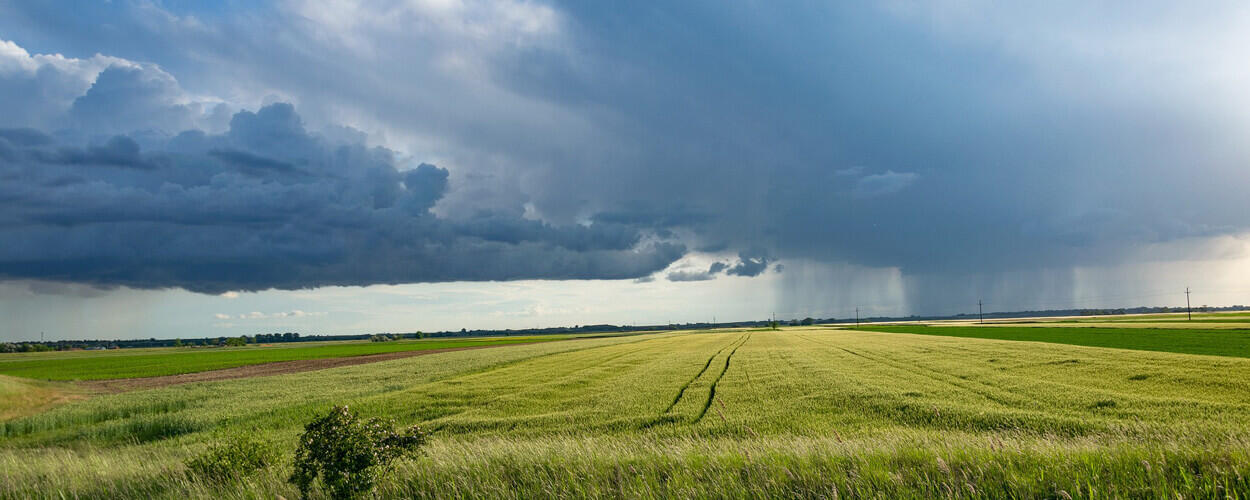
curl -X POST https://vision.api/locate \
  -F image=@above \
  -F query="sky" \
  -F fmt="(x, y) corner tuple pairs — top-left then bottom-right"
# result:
(3, 1), (1250, 341)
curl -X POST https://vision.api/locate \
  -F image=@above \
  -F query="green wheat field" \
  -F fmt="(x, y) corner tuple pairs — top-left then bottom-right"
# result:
(3, 325), (1250, 498)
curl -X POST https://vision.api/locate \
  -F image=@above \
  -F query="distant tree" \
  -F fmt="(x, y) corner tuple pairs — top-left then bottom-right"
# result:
(414, 331), (424, 340)
(173, 338), (183, 347)
(800, 317), (814, 326)
(225, 337), (247, 347)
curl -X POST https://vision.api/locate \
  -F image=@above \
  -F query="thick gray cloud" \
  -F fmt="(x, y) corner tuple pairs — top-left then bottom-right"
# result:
(665, 270), (715, 283)
(725, 253), (771, 278)
(2, 2), (1250, 308)
(67, 64), (208, 136)
(0, 101), (684, 293)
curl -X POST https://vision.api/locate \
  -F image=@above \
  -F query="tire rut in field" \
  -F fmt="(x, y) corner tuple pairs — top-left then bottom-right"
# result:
(692, 332), (752, 424)
(413, 333), (686, 429)
(662, 333), (748, 414)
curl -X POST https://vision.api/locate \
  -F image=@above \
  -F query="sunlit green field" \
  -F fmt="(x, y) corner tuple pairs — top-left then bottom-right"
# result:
(0, 337), (567, 381)
(3, 327), (1250, 498)
(856, 325), (1250, 358)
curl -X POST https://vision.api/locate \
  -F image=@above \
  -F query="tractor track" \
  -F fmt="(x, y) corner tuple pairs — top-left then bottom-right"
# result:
(692, 333), (752, 423)
(662, 333), (748, 414)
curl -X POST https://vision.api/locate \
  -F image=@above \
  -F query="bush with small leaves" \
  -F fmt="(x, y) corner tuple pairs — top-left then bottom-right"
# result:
(185, 434), (279, 482)
(289, 405), (428, 499)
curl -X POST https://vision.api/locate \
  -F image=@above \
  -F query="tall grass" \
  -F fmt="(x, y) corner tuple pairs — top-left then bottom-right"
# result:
(3, 328), (1250, 497)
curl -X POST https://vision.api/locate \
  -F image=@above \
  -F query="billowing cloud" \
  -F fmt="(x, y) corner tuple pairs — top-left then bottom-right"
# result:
(666, 270), (715, 282)
(726, 252), (771, 278)
(664, 254), (771, 281)
(0, 46), (686, 293)
(0, 39), (123, 130)
(3, 0), (1250, 312)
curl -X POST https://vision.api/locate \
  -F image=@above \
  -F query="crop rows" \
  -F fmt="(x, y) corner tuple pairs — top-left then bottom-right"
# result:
(2, 327), (1250, 497)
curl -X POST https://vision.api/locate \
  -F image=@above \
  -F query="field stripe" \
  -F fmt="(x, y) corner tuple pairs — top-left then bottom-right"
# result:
(411, 333), (692, 428)
(693, 333), (752, 423)
(662, 333), (748, 414)
(793, 333), (1034, 408)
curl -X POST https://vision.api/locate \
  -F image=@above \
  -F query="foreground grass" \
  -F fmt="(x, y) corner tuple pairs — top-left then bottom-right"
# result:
(5, 436), (1247, 499)
(857, 324), (1250, 358)
(2, 327), (1250, 497)
(0, 336), (568, 381)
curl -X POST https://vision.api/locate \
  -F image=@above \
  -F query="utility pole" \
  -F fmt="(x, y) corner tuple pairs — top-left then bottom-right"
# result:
(1186, 287), (1192, 321)
(855, 307), (859, 329)
(978, 300), (983, 324)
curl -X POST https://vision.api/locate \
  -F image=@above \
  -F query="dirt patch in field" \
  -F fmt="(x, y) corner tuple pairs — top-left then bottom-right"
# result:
(80, 345), (501, 393)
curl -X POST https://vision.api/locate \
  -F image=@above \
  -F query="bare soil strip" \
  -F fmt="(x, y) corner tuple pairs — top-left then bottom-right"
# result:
(80, 345), (502, 393)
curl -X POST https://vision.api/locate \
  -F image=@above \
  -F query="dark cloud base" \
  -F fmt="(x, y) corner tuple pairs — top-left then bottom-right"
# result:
(5, 0), (1250, 306)
(0, 103), (685, 293)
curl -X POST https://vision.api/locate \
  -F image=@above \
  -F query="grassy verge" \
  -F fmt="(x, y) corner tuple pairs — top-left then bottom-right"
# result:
(0, 376), (82, 420)
(3, 436), (1247, 499)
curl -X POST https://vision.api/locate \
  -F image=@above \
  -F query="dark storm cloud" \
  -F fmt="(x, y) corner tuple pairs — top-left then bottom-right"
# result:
(665, 270), (715, 282)
(725, 252), (770, 278)
(207, 149), (303, 176)
(665, 256), (769, 282)
(0, 103), (685, 293)
(0, 128), (54, 147)
(493, 1), (1250, 278)
(3, 1), (1250, 306)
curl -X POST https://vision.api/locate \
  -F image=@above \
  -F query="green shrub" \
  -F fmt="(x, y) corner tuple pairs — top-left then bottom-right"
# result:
(186, 434), (279, 481)
(289, 405), (428, 499)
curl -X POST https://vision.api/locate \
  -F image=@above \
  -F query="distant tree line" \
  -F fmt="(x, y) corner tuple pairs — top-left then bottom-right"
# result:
(0, 342), (57, 353)
(7, 304), (1248, 354)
